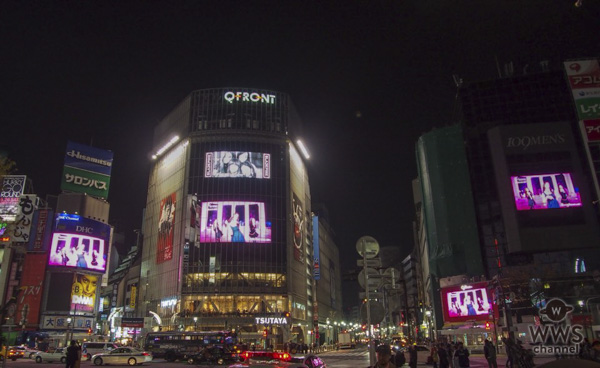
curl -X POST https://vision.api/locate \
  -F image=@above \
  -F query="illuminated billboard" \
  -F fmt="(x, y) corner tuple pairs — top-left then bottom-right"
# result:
(71, 273), (97, 313)
(61, 141), (114, 199)
(510, 173), (582, 211)
(205, 151), (271, 179)
(198, 201), (271, 243)
(48, 216), (110, 272)
(441, 282), (498, 323)
(0, 175), (27, 222)
(156, 192), (176, 263)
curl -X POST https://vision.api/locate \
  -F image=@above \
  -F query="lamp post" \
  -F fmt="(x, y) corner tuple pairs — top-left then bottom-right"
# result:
(66, 317), (72, 347)
(193, 317), (198, 331)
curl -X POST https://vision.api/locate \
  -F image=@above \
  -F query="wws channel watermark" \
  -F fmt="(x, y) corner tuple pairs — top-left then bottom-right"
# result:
(527, 298), (585, 355)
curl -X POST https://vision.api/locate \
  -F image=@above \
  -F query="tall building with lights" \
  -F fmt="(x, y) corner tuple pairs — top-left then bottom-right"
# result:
(138, 88), (330, 347)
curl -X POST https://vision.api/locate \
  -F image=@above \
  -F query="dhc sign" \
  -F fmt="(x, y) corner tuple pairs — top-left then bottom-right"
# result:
(224, 91), (276, 104)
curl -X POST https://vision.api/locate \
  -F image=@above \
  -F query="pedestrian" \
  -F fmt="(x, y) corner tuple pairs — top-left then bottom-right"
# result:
(409, 345), (418, 368)
(484, 340), (498, 368)
(454, 342), (470, 368)
(368, 344), (396, 368)
(394, 348), (406, 367)
(502, 338), (513, 368)
(431, 344), (439, 368)
(438, 343), (449, 368)
(452, 343), (460, 368)
(65, 340), (80, 368)
(590, 340), (600, 362)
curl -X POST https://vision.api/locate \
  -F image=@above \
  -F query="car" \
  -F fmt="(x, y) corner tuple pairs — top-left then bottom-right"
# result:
(83, 342), (119, 360)
(230, 351), (326, 368)
(187, 346), (240, 365)
(92, 346), (153, 366)
(15, 345), (40, 359)
(7, 346), (25, 359)
(0, 346), (20, 361)
(34, 347), (67, 363)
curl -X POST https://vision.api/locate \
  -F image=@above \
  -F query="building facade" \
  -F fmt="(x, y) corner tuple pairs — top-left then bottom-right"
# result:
(138, 88), (334, 348)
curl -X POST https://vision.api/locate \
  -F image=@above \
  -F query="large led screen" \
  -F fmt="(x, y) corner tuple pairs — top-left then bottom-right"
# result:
(71, 273), (97, 313)
(205, 151), (271, 179)
(510, 173), (582, 211)
(441, 282), (498, 323)
(198, 201), (271, 243)
(48, 216), (110, 272)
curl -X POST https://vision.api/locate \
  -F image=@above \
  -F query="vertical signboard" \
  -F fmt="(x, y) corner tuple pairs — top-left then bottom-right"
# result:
(129, 285), (137, 310)
(9, 194), (37, 242)
(292, 194), (304, 263)
(156, 192), (176, 264)
(565, 59), (600, 122)
(0, 175), (27, 222)
(312, 215), (321, 280)
(61, 141), (114, 199)
(15, 253), (48, 328)
(27, 209), (54, 251)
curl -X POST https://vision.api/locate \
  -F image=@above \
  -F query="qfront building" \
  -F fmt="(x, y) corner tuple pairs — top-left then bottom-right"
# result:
(138, 88), (339, 348)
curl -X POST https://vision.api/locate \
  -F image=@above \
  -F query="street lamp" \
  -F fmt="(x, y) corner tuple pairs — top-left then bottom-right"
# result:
(193, 317), (198, 331)
(66, 317), (72, 347)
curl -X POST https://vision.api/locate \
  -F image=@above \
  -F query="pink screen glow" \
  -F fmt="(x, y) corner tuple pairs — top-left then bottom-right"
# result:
(511, 173), (582, 211)
(48, 233), (107, 272)
(445, 287), (492, 318)
(198, 201), (271, 243)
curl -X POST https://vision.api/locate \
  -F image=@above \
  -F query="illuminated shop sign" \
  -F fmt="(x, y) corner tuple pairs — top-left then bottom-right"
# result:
(223, 91), (276, 104)
(0, 175), (27, 222)
(255, 317), (288, 325)
(205, 151), (271, 179)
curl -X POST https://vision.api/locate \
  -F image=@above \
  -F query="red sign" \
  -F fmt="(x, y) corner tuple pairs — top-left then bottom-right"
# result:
(15, 253), (48, 328)
(156, 192), (176, 264)
(571, 314), (592, 325)
(584, 119), (600, 142)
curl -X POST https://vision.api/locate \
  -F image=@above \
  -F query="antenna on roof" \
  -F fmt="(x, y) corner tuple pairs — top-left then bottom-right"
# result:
(452, 74), (463, 88)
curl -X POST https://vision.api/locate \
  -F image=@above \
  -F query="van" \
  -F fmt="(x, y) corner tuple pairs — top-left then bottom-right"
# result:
(81, 342), (118, 360)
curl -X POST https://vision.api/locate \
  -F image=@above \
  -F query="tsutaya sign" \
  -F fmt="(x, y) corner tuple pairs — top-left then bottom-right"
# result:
(255, 317), (288, 325)
(224, 91), (276, 104)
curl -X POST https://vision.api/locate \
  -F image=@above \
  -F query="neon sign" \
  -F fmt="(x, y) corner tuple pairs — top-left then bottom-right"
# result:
(224, 91), (276, 104)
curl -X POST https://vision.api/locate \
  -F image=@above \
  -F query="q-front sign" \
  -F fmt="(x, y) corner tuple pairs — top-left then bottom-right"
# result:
(255, 317), (288, 325)
(224, 91), (276, 104)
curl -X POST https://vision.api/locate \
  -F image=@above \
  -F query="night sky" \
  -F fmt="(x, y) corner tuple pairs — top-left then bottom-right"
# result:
(2, 1), (598, 309)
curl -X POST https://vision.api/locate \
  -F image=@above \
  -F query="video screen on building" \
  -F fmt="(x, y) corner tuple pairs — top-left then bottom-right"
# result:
(510, 173), (582, 211)
(205, 151), (270, 179)
(441, 282), (496, 323)
(198, 201), (271, 243)
(48, 216), (110, 272)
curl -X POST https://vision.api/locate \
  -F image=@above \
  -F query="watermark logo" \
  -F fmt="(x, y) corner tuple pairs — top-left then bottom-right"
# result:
(527, 298), (584, 356)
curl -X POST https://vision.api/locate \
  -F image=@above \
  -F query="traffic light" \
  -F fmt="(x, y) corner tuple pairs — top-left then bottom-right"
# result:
(485, 321), (491, 330)
(281, 311), (290, 318)
(87, 328), (93, 335)
(263, 329), (268, 338)
(361, 324), (367, 330)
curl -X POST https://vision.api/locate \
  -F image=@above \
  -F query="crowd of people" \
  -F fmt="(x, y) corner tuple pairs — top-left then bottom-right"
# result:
(368, 337), (600, 368)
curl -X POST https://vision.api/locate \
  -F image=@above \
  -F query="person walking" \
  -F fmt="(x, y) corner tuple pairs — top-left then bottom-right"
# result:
(409, 345), (418, 368)
(454, 342), (470, 368)
(438, 343), (450, 368)
(368, 344), (396, 368)
(394, 348), (406, 367)
(65, 340), (81, 368)
(484, 340), (498, 368)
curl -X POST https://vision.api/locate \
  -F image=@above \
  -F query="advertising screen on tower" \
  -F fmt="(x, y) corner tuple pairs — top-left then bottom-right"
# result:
(510, 173), (582, 211)
(441, 282), (498, 323)
(71, 273), (97, 313)
(48, 215), (110, 272)
(198, 201), (271, 243)
(157, 192), (176, 263)
(204, 151), (271, 179)
(61, 141), (114, 199)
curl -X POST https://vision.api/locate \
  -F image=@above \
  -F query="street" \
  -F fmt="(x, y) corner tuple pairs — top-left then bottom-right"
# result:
(1, 346), (559, 368)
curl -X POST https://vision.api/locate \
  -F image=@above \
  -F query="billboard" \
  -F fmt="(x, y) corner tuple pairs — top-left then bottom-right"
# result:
(441, 282), (498, 323)
(292, 194), (304, 262)
(27, 209), (54, 251)
(9, 194), (37, 242)
(198, 201), (271, 243)
(583, 119), (600, 142)
(71, 273), (97, 313)
(205, 151), (271, 178)
(15, 253), (48, 327)
(156, 192), (176, 263)
(61, 141), (114, 199)
(48, 216), (111, 272)
(0, 175), (26, 222)
(510, 173), (582, 211)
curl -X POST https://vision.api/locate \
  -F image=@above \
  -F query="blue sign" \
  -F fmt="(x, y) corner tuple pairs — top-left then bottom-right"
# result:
(313, 215), (320, 280)
(64, 141), (114, 176)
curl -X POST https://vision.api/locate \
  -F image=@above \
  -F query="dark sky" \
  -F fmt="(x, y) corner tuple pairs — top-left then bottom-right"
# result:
(2, 1), (598, 309)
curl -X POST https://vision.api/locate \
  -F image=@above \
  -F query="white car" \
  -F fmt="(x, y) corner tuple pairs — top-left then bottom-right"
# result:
(17, 346), (40, 359)
(34, 347), (67, 363)
(92, 346), (153, 366)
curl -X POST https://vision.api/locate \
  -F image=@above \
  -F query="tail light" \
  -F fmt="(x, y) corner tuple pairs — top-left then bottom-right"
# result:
(273, 352), (291, 361)
(142, 352), (151, 356)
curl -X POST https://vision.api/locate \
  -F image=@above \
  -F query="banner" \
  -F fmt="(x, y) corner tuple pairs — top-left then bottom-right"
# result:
(156, 192), (176, 263)
(60, 141), (114, 199)
(27, 209), (53, 251)
(292, 194), (304, 263)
